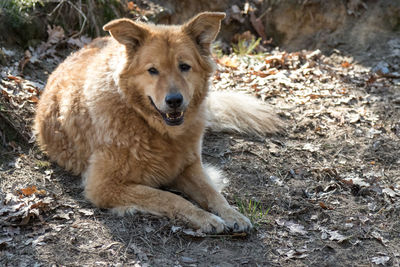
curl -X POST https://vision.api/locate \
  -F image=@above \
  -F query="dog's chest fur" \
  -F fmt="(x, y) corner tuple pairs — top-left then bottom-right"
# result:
(94, 111), (202, 187)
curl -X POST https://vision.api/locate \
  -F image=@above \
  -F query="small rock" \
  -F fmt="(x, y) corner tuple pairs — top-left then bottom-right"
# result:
(181, 256), (197, 264)
(372, 61), (390, 76)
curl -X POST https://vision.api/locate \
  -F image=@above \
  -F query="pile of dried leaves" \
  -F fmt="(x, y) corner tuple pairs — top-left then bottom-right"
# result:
(0, 25), (91, 143)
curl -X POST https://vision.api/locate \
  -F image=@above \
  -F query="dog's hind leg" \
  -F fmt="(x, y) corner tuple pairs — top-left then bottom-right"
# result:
(171, 160), (252, 232)
(83, 150), (226, 233)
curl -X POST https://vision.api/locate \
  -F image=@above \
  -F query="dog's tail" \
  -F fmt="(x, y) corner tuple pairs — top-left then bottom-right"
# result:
(205, 91), (283, 135)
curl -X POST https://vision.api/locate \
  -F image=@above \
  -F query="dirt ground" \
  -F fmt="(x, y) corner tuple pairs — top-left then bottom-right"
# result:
(1, 22), (400, 267)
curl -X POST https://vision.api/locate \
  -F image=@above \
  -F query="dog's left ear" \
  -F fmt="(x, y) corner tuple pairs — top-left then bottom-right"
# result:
(183, 12), (226, 55)
(103, 18), (149, 49)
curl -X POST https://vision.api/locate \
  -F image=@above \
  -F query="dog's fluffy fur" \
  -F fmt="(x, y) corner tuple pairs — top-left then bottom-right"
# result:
(34, 12), (281, 233)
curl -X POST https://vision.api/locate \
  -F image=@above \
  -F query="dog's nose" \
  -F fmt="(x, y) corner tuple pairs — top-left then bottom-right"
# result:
(165, 93), (183, 109)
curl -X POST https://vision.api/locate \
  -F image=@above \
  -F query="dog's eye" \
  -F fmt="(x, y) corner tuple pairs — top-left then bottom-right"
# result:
(148, 67), (159, 75)
(179, 63), (191, 72)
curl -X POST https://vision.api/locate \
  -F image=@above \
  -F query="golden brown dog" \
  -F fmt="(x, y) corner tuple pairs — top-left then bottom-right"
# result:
(34, 12), (281, 233)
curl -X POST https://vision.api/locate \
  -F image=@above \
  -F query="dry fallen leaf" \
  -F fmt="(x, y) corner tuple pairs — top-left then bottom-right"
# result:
(127, 1), (135, 11)
(7, 75), (21, 82)
(319, 201), (334, 210)
(47, 25), (65, 45)
(53, 210), (73, 220)
(382, 188), (398, 198)
(277, 248), (309, 259)
(371, 231), (388, 246)
(302, 143), (320, 152)
(1, 189), (54, 226)
(341, 61), (351, 68)
(19, 185), (37, 197)
(328, 230), (349, 242)
(217, 56), (239, 69)
(28, 95), (39, 103)
(371, 256), (390, 265)
(78, 209), (94, 216)
(251, 69), (278, 78)
(276, 219), (308, 235)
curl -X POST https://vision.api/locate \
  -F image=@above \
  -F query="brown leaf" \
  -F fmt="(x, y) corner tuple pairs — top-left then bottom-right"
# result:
(30, 201), (47, 210)
(47, 25), (65, 45)
(127, 1), (135, 10)
(37, 189), (47, 195)
(26, 86), (39, 94)
(341, 179), (353, 186)
(251, 69), (278, 78)
(19, 185), (37, 197)
(28, 96), (39, 103)
(126, 1), (141, 12)
(308, 94), (322, 99)
(319, 201), (334, 210)
(251, 71), (268, 78)
(7, 75), (21, 82)
(341, 61), (351, 68)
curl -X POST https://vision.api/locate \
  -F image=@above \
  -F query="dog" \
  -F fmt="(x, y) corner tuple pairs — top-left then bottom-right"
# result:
(34, 12), (282, 233)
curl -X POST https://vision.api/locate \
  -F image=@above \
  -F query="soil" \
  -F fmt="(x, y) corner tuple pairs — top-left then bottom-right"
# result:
(1, 2), (400, 267)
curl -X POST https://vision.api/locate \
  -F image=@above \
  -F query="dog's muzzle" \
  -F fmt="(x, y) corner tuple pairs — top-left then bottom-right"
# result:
(148, 97), (185, 126)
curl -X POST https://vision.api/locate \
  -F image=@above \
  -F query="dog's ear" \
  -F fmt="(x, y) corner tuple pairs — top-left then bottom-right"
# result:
(183, 12), (226, 55)
(103, 18), (149, 49)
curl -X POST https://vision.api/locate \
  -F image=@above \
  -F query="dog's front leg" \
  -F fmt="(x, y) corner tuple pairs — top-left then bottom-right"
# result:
(83, 150), (226, 233)
(173, 160), (252, 232)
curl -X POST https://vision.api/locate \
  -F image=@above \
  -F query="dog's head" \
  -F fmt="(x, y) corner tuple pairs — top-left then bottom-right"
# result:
(103, 12), (225, 128)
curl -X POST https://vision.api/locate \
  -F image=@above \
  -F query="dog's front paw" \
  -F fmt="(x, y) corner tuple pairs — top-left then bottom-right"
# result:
(217, 206), (252, 232)
(198, 213), (226, 234)
(189, 210), (226, 233)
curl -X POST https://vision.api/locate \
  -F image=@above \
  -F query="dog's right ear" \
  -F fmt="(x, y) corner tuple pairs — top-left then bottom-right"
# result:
(103, 19), (149, 49)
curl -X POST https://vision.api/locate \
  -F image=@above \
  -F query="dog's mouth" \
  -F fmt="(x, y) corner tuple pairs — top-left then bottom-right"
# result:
(148, 97), (184, 126)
